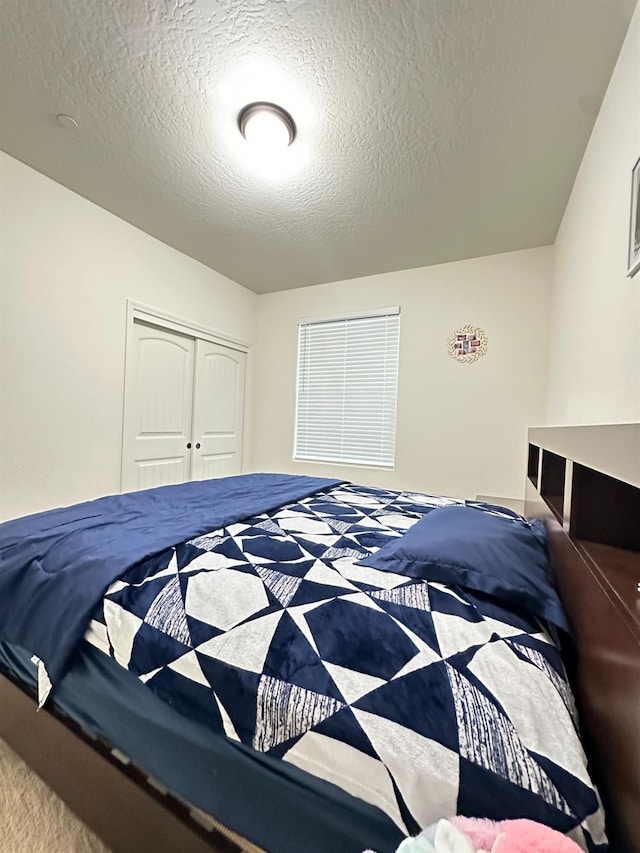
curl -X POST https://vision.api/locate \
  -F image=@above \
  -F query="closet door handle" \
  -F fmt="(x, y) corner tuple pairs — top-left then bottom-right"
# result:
(195, 442), (201, 449)
(186, 442), (192, 449)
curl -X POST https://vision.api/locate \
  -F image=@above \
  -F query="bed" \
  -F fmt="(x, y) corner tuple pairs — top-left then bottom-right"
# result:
(0, 425), (638, 853)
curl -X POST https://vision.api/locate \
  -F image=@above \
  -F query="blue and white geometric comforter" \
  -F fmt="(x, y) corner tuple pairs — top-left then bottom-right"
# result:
(86, 483), (606, 852)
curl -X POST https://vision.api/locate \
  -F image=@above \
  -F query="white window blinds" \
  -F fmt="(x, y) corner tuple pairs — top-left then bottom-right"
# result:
(294, 309), (400, 467)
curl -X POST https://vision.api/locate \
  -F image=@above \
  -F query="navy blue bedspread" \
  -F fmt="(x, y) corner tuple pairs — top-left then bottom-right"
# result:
(0, 476), (606, 852)
(0, 474), (341, 685)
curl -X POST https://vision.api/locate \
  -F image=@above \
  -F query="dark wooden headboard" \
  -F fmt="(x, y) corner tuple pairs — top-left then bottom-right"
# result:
(525, 424), (640, 853)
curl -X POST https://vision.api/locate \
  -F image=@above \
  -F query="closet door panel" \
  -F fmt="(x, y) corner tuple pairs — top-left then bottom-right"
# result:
(121, 322), (194, 492)
(191, 341), (245, 481)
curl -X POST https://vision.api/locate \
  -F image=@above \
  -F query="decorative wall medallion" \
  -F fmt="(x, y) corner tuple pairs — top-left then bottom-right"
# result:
(448, 324), (488, 363)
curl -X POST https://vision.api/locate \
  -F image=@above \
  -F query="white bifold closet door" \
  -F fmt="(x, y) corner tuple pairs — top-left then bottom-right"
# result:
(121, 321), (245, 492)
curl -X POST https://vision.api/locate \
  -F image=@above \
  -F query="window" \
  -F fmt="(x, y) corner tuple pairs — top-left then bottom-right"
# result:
(294, 308), (400, 467)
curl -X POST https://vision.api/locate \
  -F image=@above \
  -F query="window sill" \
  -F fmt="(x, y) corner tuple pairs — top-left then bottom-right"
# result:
(292, 455), (395, 471)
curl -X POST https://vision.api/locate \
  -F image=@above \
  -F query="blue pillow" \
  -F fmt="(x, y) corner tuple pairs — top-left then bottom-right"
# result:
(358, 506), (569, 632)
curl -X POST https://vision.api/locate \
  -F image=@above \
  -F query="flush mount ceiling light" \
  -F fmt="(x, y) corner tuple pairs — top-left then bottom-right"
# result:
(238, 102), (296, 151)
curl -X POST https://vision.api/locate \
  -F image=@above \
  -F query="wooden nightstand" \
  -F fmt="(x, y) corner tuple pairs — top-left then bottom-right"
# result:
(475, 495), (526, 515)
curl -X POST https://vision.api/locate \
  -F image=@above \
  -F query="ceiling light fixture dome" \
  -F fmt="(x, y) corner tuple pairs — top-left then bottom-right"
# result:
(238, 102), (296, 150)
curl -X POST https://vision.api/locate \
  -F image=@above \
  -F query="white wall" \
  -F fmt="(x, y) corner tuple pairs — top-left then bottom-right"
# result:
(0, 153), (256, 520)
(251, 247), (553, 501)
(546, 4), (640, 424)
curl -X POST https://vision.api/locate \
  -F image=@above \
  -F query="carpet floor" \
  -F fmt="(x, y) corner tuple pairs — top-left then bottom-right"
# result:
(0, 736), (111, 853)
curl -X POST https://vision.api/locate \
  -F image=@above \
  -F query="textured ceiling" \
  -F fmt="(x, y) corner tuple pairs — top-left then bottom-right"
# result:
(0, 0), (636, 293)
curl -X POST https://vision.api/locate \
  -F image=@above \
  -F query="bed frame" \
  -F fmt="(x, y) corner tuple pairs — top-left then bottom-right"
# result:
(1, 423), (638, 853)
(524, 424), (640, 853)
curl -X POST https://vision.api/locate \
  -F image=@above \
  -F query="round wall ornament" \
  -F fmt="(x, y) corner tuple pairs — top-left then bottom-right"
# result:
(447, 324), (488, 363)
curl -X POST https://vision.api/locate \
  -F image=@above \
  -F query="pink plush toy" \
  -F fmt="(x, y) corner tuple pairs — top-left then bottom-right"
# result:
(450, 817), (583, 853)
